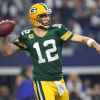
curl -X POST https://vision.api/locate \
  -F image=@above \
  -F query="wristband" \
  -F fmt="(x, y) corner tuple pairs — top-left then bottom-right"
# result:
(87, 39), (95, 47)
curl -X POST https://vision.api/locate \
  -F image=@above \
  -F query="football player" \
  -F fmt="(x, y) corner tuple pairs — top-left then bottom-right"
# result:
(2, 3), (100, 100)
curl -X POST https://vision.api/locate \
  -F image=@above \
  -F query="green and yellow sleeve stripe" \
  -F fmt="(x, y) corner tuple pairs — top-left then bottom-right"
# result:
(60, 31), (73, 41)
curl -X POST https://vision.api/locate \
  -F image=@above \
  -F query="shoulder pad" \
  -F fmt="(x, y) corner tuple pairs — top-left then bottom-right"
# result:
(52, 24), (62, 29)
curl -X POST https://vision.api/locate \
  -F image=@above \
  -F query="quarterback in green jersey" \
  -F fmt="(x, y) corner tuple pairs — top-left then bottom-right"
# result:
(3, 3), (100, 100)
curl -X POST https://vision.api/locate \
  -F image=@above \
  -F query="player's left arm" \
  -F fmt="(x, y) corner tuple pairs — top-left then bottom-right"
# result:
(71, 34), (100, 53)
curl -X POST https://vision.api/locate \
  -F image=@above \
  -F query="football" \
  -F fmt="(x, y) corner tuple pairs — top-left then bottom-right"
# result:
(0, 20), (15, 37)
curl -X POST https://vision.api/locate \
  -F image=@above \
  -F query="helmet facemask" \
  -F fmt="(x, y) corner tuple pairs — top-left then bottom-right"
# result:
(36, 13), (51, 29)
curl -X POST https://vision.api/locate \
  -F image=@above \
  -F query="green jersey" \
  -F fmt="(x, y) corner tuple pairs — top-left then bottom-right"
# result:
(14, 24), (73, 80)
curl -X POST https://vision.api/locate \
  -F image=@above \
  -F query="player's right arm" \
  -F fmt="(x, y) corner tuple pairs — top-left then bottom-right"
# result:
(2, 30), (27, 56)
(2, 38), (26, 56)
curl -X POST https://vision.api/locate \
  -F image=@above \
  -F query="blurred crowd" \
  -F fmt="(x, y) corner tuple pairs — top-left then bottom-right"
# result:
(0, 66), (36, 100)
(0, 67), (100, 100)
(66, 73), (100, 100)
(0, 0), (100, 100)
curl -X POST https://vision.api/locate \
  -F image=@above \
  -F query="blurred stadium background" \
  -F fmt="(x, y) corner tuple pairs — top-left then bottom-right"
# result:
(0, 0), (100, 100)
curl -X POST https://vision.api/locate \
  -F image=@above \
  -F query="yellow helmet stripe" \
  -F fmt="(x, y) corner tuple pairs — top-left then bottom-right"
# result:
(40, 3), (52, 14)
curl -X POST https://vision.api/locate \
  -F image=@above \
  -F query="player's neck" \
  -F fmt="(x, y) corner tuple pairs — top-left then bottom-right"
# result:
(33, 27), (47, 38)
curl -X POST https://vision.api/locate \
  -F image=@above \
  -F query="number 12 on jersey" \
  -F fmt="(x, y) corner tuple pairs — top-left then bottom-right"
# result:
(33, 39), (59, 64)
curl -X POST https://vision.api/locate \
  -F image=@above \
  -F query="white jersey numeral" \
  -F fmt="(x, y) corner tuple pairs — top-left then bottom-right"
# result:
(33, 42), (46, 63)
(33, 39), (59, 64)
(43, 39), (59, 62)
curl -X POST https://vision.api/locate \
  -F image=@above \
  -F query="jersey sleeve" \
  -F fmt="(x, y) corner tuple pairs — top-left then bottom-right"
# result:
(13, 31), (27, 50)
(57, 24), (73, 41)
